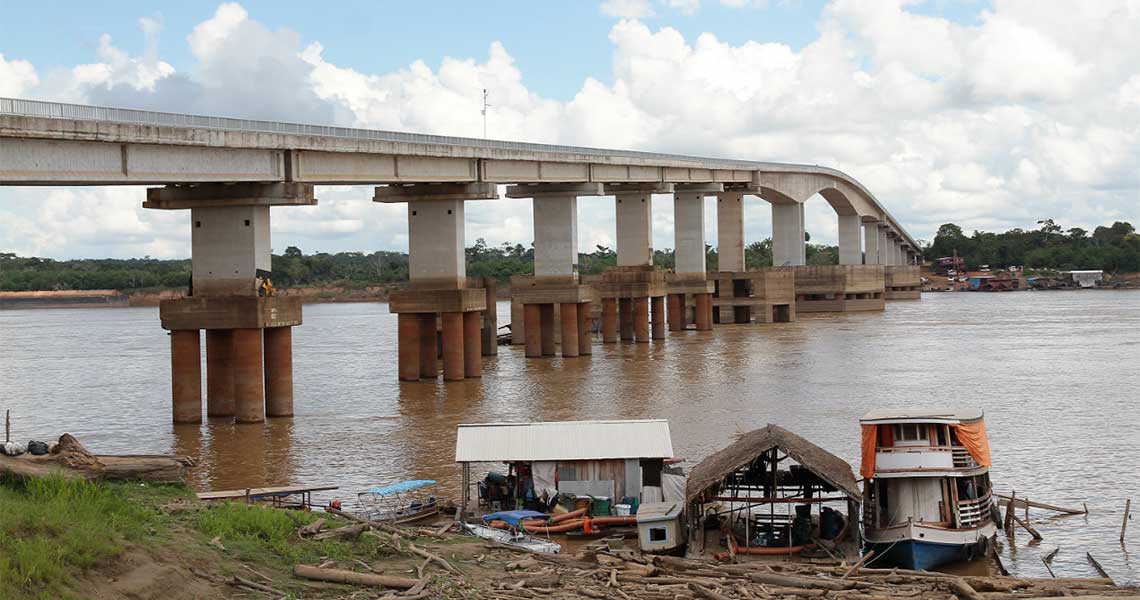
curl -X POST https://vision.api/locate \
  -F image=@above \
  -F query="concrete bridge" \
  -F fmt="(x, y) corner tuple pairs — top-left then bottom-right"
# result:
(0, 98), (923, 422)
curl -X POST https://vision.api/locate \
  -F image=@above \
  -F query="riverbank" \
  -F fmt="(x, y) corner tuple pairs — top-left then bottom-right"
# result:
(2, 476), (1131, 600)
(0, 283), (522, 309)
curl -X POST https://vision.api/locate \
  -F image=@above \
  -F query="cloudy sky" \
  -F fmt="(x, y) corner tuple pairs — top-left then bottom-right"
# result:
(1, 0), (1137, 259)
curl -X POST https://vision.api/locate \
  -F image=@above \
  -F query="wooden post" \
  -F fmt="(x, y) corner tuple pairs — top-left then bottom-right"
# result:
(1122, 499), (1131, 543)
(4, 409), (9, 444)
(1004, 490), (1017, 531)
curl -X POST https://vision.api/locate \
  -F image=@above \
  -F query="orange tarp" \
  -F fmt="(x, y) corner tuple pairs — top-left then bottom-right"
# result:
(860, 424), (878, 479)
(951, 420), (992, 467)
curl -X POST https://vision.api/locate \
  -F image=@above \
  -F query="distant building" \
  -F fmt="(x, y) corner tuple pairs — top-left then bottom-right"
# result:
(1069, 270), (1103, 288)
(935, 256), (966, 275)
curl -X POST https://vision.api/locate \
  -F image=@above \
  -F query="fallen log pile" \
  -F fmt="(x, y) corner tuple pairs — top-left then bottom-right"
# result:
(287, 517), (1134, 600)
(0, 433), (192, 483)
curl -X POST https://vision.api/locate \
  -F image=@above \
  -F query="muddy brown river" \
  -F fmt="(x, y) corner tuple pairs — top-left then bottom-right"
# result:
(2, 290), (1138, 581)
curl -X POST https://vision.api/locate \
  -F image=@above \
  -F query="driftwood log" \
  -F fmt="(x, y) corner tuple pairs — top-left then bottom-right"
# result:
(292, 564), (418, 589)
(0, 434), (191, 483)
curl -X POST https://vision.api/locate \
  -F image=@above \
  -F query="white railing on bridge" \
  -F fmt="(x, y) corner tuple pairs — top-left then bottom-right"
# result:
(0, 96), (761, 168)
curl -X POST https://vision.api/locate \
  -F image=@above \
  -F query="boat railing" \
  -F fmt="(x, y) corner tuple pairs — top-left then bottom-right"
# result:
(876, 445), (979, 470)
(951, 447), (978, 469)
(957, 492), (992, 527)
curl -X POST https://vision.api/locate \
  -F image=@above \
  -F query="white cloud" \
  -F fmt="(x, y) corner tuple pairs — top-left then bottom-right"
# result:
(664, 0), (701, 15)
(0, 53), (38, 97)
(601, 0), (656, 19)
(3, 0), (1139, 259)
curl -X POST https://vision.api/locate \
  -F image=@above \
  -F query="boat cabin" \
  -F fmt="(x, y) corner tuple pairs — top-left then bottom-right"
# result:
(685, 425), (862, 562)
(860, 408), (997, 570)
(455, 420), (677, 517)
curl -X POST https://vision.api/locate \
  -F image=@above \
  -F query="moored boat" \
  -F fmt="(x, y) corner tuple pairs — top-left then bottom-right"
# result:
(356, 479), (440, 524)
(859, 408), (997, 571)
(462, 522), (561, 554)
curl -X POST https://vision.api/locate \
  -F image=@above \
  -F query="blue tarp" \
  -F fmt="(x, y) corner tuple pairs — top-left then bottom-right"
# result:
(366, 480), (436, 495)
(481, 510), (549, 527)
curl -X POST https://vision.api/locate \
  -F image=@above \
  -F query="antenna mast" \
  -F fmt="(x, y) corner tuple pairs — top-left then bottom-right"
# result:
(481, 89), (490, 139)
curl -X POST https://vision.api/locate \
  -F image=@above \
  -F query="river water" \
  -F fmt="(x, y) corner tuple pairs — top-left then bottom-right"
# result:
(1, 291), (1138, 581)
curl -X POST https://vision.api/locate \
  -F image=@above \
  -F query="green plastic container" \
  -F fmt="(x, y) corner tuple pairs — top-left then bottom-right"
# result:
(592, 497), (611, 516)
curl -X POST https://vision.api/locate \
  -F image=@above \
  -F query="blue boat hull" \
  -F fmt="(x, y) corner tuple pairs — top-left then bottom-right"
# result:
(865, 538), (980, 571)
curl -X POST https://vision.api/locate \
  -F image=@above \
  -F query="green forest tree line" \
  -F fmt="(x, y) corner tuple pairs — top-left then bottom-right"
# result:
(2, 219), (1134, 292)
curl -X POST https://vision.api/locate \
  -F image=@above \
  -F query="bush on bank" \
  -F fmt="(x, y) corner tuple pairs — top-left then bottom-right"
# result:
(0, 475), (385, 599)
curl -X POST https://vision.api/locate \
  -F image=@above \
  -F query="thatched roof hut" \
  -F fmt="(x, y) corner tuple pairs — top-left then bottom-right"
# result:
(686, 424), (861, 503)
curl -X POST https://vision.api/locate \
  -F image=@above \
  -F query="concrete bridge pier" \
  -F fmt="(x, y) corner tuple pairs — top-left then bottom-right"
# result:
(771, 201), (806, 267)
(506, 184), (599, 358)
(863, 222), (882, 265)
(666, 184), (719, 331)
(838, 215), (863, 265)
(586, 184), (670, 342)
(374, 184), (494, 381)
(145, 183), (312, 423)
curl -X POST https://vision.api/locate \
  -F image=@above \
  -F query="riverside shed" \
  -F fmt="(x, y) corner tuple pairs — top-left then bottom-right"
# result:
(685, 425), (861, 558)
(455, 419), (675, 515)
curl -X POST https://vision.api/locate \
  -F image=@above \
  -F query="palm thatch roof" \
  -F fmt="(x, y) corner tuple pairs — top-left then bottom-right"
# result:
(685, 424), (861, 503)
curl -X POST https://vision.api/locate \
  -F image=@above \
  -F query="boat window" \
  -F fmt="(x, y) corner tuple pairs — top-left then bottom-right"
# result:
(649, 527), (668, 542)
(892, 424), (928, 442)
(936, 425), (948, 446)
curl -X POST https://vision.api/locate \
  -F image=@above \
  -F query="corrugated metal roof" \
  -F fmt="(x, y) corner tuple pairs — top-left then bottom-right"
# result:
(455, 420), (674, 463)
(860, 407), (983, 424)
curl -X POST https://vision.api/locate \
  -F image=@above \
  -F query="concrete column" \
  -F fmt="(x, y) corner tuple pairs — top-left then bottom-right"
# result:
(397, 313), (421, 381)
(190, 205), (272, 296)
(441, 312), (465, 380)
(717, 192), (745, 272)
(170, 330), (202, 424)
(838, 215), (863, 265)
(233, 328), (265, 424)
(695, 294), (713, 331)
(863, 223), (881, 265)
(481, 281), (498, 356)
(263, 326), (293, 418)
(878, 228), (892, 266)
(559, 303), (580, 358)
(463, 311), (481, 378)
(524, 304), (542, 358)
(539, 304), (556, 356)
(618, 298), (634, 341)
(771, 202), (805, 266)
(577, 301), (592, 356)
(205, 329), (235, 417)
(674, 191), (707, 277)
(533, 196), (579, 277)
(667, 294), (683, 331)
(650, 296), (665, 340)
(601, 298), (618, 343)
(615, 193), (653, 266)
(408, 199), (466, 287)
(632, 297), (650, 343)
(418, 313), (438, 379)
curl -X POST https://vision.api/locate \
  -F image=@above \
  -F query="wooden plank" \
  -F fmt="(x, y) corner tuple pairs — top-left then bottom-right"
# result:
(197, 485), (338, 501)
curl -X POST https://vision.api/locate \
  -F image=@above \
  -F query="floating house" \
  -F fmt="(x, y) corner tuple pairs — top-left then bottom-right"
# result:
(455, 419), (676, 517)
(1068, 270), (1103, 288)
(684, 425), (862, 560)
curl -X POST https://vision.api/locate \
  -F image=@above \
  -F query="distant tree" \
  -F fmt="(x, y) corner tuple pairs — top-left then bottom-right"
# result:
(284, 246), (303, 258)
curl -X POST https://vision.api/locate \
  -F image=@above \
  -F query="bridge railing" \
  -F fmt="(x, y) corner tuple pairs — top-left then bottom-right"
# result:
(0, 96), (762, 168)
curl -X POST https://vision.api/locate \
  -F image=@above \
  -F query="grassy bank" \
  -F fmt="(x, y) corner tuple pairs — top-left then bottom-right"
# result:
(0, 476), (402, 599)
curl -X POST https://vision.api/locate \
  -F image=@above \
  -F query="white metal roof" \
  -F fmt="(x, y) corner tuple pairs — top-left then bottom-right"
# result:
(455, 419), (674, 463)
(860, 407), (983, 424)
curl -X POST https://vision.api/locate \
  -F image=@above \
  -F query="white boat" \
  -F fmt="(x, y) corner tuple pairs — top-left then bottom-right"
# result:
(462, 522), (561, 554)
(860, 408), (998, 571)
(356, 480), (440, 524)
